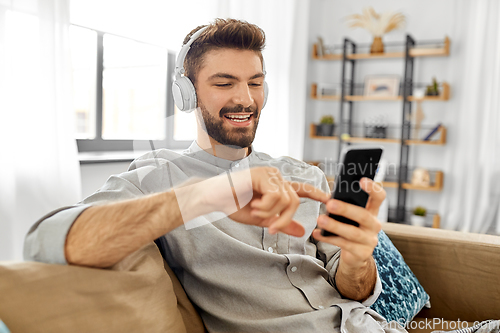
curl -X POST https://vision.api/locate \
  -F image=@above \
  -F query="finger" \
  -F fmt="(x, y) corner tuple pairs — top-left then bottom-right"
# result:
(311, 229), (374, 261)
(317, 215), (378, 247)
(325, 199), (382, 233)
(251, 189), (285, 213)
(289, 182), (330, 203)
(360, 178), (386, 216)
(268, 183), (301, 233)
(253, 181), (300, 219)
(251, 192), (291, 219)
(251, 177), (289, 212)
(274, 220), (305, 237)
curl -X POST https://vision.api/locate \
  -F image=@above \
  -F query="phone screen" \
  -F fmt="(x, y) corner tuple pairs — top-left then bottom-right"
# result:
(321, 147), (383, 237)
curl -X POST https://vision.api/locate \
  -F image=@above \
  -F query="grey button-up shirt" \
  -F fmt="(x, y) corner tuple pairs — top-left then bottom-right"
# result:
(24, 142), (406, 333)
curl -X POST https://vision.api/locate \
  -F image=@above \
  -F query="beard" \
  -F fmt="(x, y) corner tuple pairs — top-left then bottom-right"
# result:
(197, 101), (260, 149)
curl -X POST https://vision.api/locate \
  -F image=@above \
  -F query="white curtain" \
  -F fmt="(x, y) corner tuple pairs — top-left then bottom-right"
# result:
(0, 0), (81, 261)
(440, 0), (500, 233)
(215, 0), (310, 160)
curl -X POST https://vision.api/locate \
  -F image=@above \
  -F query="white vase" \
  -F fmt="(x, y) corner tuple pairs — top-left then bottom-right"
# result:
(410, 215), (426, 227)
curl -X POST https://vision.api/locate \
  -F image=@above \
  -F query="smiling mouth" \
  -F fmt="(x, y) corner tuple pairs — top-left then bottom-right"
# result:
(223, 113), (253, 123)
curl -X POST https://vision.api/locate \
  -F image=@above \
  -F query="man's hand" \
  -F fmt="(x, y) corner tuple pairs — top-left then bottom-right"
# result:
(229, 167), (330, 237)
(311, 178), (385, 301)
(176, 167), (329, 237)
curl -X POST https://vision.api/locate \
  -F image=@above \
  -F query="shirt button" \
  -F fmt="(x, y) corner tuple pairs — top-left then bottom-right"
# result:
(291, 266), (297, 272)
(318, 305), (324, 309)
(234, 162), (240, 168)
(267, 247), (274, 253)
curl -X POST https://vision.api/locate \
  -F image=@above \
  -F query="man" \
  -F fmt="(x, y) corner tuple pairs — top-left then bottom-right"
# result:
(25, 19), (405, 332)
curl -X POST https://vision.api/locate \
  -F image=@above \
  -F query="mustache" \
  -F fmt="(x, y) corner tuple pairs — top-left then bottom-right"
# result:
(219, 105), (258, 117)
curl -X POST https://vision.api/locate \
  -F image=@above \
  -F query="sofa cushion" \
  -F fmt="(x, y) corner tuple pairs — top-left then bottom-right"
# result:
(383, 222), (500, 322)
(0, 243), (204, 333)
(370, 230), (430, 324)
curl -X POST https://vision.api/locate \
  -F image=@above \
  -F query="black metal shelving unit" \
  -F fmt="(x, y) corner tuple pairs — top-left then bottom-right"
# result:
(334, 34), (443, 223)
(338, 38), (356, 159)
(395, 35), (416, 222)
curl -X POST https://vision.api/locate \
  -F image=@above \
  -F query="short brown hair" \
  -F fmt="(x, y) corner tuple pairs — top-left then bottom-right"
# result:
(182, 18), (266, 85)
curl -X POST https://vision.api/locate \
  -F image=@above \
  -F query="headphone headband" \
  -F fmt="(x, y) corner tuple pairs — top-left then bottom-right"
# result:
(174, 26), (208, 80)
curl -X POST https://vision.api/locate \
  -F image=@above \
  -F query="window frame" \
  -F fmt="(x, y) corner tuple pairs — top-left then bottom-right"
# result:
(73, 25), (192, 152)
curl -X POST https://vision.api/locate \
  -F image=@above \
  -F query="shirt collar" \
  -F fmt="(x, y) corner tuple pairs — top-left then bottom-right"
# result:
(183, 141), (255, 170)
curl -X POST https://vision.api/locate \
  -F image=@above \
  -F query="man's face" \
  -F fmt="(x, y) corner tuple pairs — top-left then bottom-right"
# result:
(194, 49), (265, 149)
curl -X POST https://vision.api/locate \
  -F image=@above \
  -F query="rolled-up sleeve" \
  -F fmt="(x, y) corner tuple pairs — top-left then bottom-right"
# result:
(22, 159), (166, 265)
(24, 205), (90, 264)
(361, 267), (382, 306)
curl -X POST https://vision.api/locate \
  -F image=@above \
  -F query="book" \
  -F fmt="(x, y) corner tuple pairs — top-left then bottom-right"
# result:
(423, 123), (442, 141)
(316, 36), (324, 57)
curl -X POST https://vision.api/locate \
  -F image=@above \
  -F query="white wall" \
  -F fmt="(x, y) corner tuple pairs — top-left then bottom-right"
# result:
(305, 0), (458, 215)
(80, 162), (130, 199)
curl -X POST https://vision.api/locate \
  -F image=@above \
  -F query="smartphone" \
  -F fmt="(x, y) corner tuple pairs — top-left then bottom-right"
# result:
(321, 146), (383, 237)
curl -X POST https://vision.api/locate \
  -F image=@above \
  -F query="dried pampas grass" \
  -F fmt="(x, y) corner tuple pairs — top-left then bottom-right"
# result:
(347, 7), (405, 37)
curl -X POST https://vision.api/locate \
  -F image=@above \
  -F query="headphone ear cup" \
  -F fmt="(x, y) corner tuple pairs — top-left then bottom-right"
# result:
(172, 76), (197, 112)
(262, 81), (269, 109)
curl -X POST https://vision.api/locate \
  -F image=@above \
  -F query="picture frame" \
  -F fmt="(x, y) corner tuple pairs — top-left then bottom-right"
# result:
(316, 83), (338, 98)
(364, 75), (400, 97)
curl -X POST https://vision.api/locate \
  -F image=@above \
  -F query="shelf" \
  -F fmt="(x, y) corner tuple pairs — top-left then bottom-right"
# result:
(408, 82), (450, 101)
(346, 137), (400, 144)
(406, 126), (447, 145)
(309, 124), (447, 145)
(325, 171), (443, 192)
(313, 36), (450, 61)
(345, 95), (401, 101)
(311, 82), (450, 102)
(309, 124), (338, 140)
(312, 44), (343, 60)
(382, 170), (444, 191)
(314, 160), (444, 193)
(310, 83), (340, 101)
(388, 208), (441, 228)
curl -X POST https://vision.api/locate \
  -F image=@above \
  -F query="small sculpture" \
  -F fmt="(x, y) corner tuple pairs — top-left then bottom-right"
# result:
(411, 168), (431, 187)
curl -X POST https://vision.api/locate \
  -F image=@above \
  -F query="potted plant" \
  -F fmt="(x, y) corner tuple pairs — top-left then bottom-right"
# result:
(426, 77), (440, 96)
(411, 206), (427, 227)
(317, 115), (335, 136)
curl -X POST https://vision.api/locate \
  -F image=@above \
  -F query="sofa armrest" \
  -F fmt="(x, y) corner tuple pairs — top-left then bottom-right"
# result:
(0, 243), (201, 333)
(382, 223), (500, 322)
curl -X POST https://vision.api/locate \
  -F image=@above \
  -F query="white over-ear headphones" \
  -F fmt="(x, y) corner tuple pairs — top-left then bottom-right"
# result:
(172, 26), (269, 112)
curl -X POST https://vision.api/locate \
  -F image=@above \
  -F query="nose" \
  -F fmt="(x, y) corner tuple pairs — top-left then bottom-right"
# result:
(232, 83), (254, 108)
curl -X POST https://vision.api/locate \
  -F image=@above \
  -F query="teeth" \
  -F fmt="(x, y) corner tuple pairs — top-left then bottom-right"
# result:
(226, 114), (251, 122)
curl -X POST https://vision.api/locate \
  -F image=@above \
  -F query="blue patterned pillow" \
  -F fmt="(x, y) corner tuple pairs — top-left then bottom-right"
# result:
(0, 320), (10, 333)
(370, 230), (430, 323)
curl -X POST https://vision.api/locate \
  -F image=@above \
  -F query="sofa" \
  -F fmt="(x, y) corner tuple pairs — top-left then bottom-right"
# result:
(1, 222), (499, 333)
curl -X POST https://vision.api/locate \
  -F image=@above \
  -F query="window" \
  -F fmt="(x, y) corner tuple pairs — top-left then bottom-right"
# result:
(70, 26), (96, 139)
(70, 25), (194, 152)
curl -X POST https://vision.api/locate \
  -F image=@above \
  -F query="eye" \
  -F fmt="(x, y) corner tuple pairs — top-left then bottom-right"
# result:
(215, 83), (231, 87)
(249, 82), (262, 87)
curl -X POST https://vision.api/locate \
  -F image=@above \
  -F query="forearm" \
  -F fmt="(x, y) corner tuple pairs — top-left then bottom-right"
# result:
(65, 190), (192, 268)
(334, 256), (377, 302)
